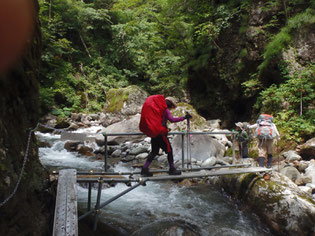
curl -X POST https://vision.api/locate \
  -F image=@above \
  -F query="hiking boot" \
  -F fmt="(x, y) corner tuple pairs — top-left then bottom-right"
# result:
(258, 157), (265, 167)
(169, 168), (181, 175)
(141, 167), (153, 177)
(267, 155), (273, 168)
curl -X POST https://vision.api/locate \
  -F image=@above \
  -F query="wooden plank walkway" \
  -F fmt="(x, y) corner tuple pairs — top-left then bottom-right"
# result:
(53, 169), (78, 236)
(144, 167), (269, 181)
(76, 167), (270, 183)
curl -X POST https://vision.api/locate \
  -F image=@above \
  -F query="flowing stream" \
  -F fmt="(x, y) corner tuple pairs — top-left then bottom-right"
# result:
(37, 130), (273, 236)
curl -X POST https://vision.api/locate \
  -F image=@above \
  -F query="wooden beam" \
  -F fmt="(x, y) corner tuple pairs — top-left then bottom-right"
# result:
(53, 169), (78, 236)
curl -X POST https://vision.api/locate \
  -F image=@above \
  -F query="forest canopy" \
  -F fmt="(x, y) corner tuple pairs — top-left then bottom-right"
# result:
(38, 0), (314, 144)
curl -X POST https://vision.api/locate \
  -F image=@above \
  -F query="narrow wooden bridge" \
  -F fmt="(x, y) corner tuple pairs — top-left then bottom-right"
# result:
(52, 130), (270, 235)
(52, 166), (270, 235)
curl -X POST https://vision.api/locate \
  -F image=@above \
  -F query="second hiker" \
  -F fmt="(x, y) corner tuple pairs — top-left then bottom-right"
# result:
(235, 122), (249, 159)
(248, 114), (280, 168)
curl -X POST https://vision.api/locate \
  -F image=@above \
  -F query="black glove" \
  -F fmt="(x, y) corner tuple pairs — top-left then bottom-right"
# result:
(184, 112), (192, 119)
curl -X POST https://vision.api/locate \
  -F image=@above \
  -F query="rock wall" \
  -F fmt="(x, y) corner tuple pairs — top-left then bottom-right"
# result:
(211, 172), (315, 236)
(0, 1), (54, 235)
(187, 1), (313, 127)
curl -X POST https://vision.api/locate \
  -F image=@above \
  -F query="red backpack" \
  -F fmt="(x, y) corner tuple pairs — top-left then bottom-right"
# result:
(139, 95), (168, 138)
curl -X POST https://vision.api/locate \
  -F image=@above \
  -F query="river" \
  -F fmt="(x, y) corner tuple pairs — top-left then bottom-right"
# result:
(36, 130), (273, 236)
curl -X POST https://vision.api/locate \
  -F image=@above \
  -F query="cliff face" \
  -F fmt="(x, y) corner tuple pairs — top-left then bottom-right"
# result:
(187, 1), (313, 127)
(0, 1), (54, 235)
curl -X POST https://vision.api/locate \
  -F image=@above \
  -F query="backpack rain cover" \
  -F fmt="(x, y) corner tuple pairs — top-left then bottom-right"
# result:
(255, 114), (276, 140)
(139, 95), (168, 138)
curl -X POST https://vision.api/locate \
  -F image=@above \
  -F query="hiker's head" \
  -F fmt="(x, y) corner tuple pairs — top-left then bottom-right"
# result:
(235, 122), (243, 130)
(165, 97), (177, 109)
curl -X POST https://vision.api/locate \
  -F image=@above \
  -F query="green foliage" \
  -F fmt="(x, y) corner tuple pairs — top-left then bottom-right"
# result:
(38, 0), (313, 147)
(258, 8), (315, 73)
(242, 73), (263, 97)
(39, 0), (118, 114)
(39, 87), (55, 114)
(257, 64), (315, 142)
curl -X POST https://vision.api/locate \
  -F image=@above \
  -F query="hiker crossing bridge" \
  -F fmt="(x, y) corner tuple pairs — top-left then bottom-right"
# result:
(52, 130), (270, 235)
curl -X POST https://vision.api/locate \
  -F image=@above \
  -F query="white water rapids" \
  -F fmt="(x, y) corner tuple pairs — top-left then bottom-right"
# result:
(36, 129), (273, 236)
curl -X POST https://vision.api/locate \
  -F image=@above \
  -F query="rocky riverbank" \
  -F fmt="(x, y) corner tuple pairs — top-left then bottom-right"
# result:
(37, 86), (315, 235)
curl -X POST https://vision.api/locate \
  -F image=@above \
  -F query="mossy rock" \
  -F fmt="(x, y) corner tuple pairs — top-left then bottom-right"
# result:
(104, 85), (148, 115)
(168, 102), (208, 132)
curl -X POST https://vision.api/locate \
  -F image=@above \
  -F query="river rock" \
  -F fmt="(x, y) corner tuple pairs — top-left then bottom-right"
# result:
(121, 155), (135, 162)
(209, 128), (232, 147)
(282, 150), (302, 162)
(156, 154), (167, 163)
(298, 186), (313, 195)
(77, 145), (94, 156)
(296, 160), (309, 173)
(222, 156), (233, 164)
(201, 157), (216, 167)
(305, 160), (315, 185)
(179, 178), (195, 187)
(136, 153), (148, 159)
(111, 149), (122, 158)
(64, 140), (82, 152)
(213, 171), (315, 235)
(129, 145), (148, 155)
(295, 175), (312, 186)
(296, 137), (315, 160)
(206, 119), (221, 129)
(280, 166), (301, 182)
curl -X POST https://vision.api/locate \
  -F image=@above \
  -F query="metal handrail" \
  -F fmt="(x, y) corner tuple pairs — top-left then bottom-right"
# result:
(72, 164), (249, 176)
(102, 131), (236, 171)
(101, 131), (235, 136)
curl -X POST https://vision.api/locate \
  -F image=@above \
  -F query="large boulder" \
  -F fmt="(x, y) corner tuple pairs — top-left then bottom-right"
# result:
(280, 166), (302, 182)
(102, 114), (145, 144)
(101, 85), (148, 127)
(172, 134), (225, 162)
(296, 138), (315, 160)
(212, 172), (315, 235)
(103, 85), (148, 116)
(167, 103), (209, 132)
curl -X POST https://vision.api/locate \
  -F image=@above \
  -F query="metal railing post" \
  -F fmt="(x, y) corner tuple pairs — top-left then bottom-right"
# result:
(103, 133), (108, 172)
(87, 182), (92, 211)
(181, 133), (184, 169)
(232, 133), (235, 164)
(93, 177), (103, 231)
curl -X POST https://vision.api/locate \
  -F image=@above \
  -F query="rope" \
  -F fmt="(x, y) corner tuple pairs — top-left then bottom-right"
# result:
(0, 123), (69, 207)
(0, 124), (39, 208)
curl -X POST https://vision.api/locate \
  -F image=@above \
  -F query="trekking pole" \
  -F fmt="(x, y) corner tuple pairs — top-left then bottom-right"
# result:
(277, 140), (280, 172)
(186, 112), (191, 169)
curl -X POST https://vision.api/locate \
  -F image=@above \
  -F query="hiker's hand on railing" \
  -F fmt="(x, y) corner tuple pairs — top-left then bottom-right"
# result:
(184, 113), (192, 119)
